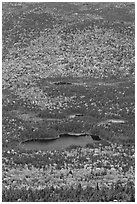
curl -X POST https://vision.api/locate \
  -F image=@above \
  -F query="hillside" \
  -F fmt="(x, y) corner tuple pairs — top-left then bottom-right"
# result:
(2, 2), (135, 202)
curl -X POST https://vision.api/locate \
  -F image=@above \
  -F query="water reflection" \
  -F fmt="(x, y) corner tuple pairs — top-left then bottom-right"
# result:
(20, 135), (94, 151)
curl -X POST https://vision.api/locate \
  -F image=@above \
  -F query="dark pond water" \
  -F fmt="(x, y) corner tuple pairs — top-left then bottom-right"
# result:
(53, 81), (72, 85)
(20, 135), (94, 151)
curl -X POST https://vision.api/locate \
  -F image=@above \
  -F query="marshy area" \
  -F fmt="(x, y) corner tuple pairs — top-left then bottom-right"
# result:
(2, 2), (135, 202)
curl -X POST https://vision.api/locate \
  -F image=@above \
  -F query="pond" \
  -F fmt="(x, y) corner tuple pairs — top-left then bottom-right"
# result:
(20, 134), (95, 151)
(97, 119), (125, 126)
